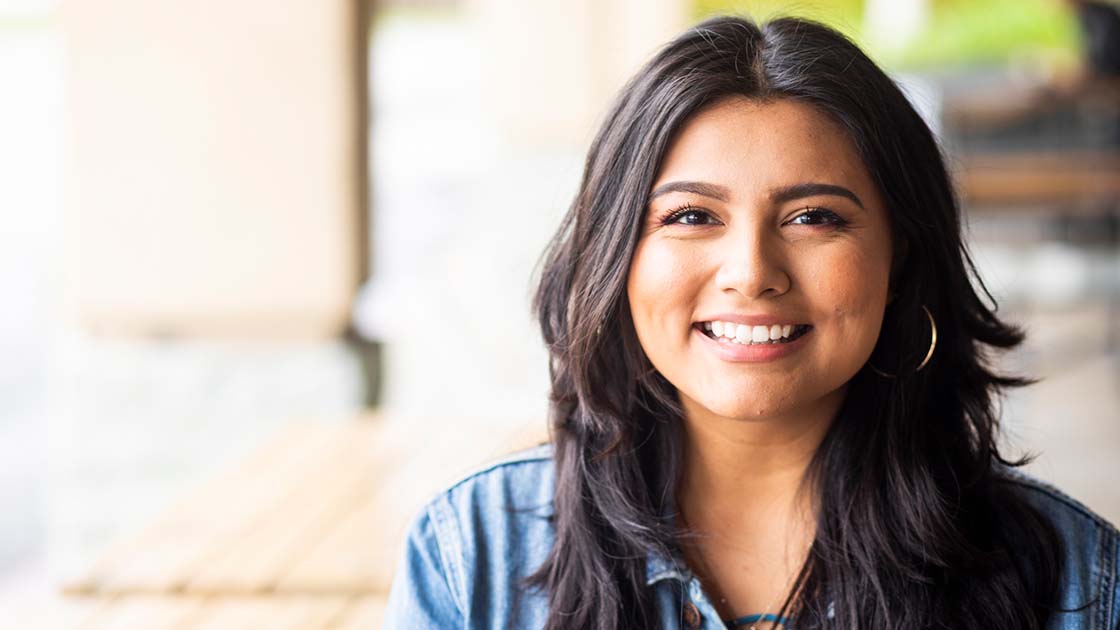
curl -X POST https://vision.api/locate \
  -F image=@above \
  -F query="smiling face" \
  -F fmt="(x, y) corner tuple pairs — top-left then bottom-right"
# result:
(626, 97), (894, 426)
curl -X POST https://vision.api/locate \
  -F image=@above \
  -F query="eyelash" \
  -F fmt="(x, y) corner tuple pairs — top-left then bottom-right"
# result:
(658, 203), (848, 228)
(658, 204), (711, 226)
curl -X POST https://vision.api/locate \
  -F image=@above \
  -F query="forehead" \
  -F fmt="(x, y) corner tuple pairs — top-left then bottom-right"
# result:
(653, 97), (880, 207)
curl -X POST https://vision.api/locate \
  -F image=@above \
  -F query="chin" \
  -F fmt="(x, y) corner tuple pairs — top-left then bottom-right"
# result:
(686, 391), (796, 422)
(723, 405), (787, 421)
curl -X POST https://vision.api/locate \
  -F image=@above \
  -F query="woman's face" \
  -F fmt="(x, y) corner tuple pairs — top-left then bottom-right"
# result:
(626, 97), (894, 425)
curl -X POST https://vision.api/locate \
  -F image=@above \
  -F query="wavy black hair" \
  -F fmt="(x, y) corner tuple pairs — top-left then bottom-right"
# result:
(527, 15), (1062, 629)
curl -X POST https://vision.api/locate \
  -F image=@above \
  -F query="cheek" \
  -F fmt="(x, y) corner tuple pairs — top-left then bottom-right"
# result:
(627, 240), (705, 330)
(807, 244), (891, 347)
(631, 237), (698, 313)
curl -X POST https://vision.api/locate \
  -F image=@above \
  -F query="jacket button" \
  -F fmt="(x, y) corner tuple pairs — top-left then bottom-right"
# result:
(682, 601), (701, 629)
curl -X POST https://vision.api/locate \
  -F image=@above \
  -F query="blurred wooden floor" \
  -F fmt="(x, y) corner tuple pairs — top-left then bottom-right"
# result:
(51, 594), (384, 630)
(28, 415), (546, 629)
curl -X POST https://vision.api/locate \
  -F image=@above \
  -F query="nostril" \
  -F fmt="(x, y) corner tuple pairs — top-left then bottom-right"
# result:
(714, 269), (793, 299)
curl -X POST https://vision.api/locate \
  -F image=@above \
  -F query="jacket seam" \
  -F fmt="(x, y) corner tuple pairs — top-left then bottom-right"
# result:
(1099, 526), (1116, 629)
(1001, 477), (1119, 536)
(1094, 520), (1106, 629)
(990, 474), (1120, 627)
(428, 495), (468, 617)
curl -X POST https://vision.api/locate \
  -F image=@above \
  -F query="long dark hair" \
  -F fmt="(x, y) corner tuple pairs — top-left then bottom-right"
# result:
(528, 15), (1062, 629)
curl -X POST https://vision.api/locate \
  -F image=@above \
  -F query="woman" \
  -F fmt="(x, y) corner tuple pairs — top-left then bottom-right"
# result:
(384, 15), (1120, 629)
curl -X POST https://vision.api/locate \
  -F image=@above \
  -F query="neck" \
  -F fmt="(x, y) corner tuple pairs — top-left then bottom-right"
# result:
(676, 388), (843, 537)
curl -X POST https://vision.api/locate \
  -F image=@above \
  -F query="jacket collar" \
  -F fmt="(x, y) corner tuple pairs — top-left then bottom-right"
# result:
(645, 548), (692, 585)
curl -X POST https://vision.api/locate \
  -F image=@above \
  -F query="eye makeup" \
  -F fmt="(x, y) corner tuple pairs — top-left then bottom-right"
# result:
(784, 207), (849, 228)
(656, 203), (717, 226)
(653, 202), (850, 229)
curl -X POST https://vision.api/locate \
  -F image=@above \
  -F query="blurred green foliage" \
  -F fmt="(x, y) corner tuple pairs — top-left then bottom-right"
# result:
(692, 0), (1080, 70)
(0, 15), (53, 32)
(897, 0), (1079, 69)
(694, 0), (864, 41)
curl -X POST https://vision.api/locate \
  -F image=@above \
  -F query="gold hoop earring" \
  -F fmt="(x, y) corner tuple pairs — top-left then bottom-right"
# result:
(869, 304), (938, 379)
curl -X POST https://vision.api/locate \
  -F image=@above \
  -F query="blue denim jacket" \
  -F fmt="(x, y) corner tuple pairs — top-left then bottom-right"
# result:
(384, 444), (1120, 629)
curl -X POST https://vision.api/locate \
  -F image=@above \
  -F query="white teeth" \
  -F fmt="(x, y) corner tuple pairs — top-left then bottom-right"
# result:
(700, 321), (804, 345)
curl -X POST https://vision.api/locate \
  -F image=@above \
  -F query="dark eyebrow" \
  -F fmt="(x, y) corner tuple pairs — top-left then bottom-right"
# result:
(648, 181), (731, 202)
(770, 182), (864, 209)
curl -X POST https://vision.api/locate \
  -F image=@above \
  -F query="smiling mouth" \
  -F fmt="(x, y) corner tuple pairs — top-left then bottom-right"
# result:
(695, 321), (813, 345)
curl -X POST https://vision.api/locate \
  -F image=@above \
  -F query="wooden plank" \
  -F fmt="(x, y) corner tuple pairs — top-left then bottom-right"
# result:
(106, 424), (345, 594)
(59, 595), (352, 630)
(956, 151), (1120, 208)
(275, 482), (398, 593)
(65, 422), (353, 595)
(330, 596), (387, 630)
(181, 423), (389, 593)
(77, 594), (205, 630)
(3, 594), (101, 630)
(182, 595), (351, 630)
(65, 414), (549, 599)
(275, 414), (549, 593)
(47, 595), (368, 630)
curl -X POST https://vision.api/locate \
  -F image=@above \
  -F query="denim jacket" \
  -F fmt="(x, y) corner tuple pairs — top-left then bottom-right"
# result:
(384, 444), (1120, 629)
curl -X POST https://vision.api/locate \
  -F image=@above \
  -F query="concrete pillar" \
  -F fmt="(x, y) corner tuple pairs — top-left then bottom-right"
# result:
(468, 0), (690, 150)
(59, 0), (367, 339)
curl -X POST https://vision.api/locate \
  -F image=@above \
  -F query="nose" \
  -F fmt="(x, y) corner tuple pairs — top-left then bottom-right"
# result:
(713, 226), (791, 298)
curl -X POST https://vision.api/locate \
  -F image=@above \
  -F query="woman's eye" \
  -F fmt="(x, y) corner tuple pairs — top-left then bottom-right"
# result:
(788, 208), (846, 226)
(664, 208), (715, 226)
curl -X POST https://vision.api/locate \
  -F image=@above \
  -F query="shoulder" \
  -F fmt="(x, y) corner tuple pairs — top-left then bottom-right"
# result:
(384, 443), (557, 628)
(415, 439), (558, 558)
(996, 466), (1119, 552)
(995, 467), (1120, 628)
(440, 441), (557, 512)
(433, 441), (558, 563)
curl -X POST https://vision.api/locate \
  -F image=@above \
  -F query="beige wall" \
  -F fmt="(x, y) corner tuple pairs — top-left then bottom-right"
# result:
(470, 0), (689, 150)
(60, 0), (365, 339)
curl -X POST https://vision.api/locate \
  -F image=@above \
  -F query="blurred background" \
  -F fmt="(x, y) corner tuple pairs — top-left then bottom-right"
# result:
(0, 0), (1117, 626)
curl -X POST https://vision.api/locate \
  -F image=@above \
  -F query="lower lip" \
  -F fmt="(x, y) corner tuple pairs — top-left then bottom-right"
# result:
(693, 326), (811, 362)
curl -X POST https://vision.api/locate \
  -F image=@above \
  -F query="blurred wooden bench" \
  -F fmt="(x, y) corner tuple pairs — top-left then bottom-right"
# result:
(956, 150), (1120, 212)
(954, 149), (1120, 351)
(48, 414), (547, 629)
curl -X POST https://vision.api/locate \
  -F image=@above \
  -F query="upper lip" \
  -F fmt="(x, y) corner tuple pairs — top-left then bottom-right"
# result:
(694, 313), (809, 326)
